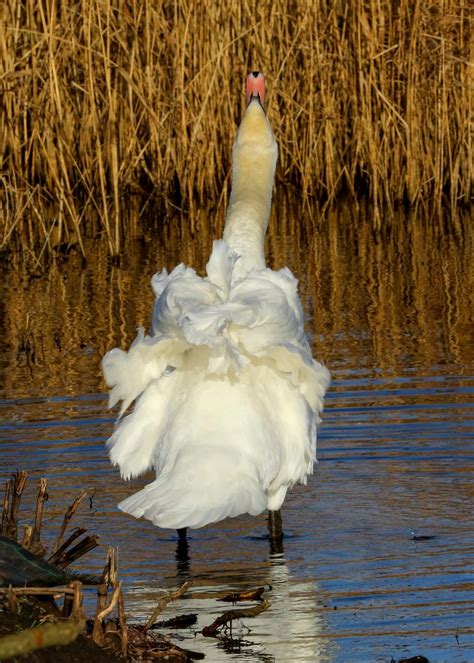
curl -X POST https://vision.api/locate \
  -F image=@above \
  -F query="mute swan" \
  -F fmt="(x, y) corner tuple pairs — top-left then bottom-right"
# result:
(102, 72), (330, 540)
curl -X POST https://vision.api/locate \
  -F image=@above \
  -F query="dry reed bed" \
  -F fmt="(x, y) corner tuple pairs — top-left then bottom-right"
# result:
(1, 0), (472, 256)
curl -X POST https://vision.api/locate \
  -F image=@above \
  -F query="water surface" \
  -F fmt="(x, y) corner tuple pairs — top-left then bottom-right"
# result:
(1, 200), (473, 662)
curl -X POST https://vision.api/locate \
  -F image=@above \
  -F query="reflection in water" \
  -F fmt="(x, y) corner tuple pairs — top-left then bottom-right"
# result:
(0, 198), (473, 661)
(264, 554), (328, 662)
(124, 543), (331, 662)
(1, 197), (472, 399)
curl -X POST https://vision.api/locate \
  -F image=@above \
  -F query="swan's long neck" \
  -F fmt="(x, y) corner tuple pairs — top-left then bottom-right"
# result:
(223, 98), (278, 277)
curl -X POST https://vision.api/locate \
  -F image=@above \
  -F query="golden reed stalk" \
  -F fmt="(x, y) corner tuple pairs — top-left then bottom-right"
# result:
(1, 0), (472, 257)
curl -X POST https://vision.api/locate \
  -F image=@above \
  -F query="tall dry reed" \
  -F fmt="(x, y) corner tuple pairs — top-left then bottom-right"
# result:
(1, 0), (472, 257)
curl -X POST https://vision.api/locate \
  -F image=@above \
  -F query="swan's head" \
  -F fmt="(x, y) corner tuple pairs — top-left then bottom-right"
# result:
(233, 72), (278, 166)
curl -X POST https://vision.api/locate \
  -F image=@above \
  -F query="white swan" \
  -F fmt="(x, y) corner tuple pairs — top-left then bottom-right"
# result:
(102, 72), (330, 535)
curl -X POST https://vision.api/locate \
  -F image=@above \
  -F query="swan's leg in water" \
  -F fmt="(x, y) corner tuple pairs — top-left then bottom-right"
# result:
(177, 527), (187, 542)
(268, 509), (283, 541)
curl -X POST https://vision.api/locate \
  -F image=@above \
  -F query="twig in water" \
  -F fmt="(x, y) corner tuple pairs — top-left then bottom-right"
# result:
(144, 581), (192, 632)
(191, 586), (266, 601)
(218, 587), (265, 603)
(202, 599), (270, 637)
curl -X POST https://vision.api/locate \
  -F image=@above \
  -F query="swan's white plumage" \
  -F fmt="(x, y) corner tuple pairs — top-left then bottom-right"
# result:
(103, 80), (330, 530)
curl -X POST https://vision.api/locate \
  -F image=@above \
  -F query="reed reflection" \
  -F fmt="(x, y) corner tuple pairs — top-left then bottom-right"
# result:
(2, 197), (471, 402)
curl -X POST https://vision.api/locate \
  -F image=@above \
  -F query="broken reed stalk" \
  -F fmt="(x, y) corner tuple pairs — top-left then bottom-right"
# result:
(1, 480), (11, 537)
(1, 0), (471, 257)
(91, 548), (128, 656)
(20, 525), (33, 549)
(117, 583), (128, 658)
(96, 581), (123, 622)
(54, 534), (99, 569)
(0, 473), (98, 577)
(51, 490), (88, 555)
(3, 472), (28, 541)
(30, 478), (48, 556)
(48, 527), (87, 566)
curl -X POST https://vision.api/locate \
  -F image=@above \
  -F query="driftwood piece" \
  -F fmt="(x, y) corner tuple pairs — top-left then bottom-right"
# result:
(144, 581), (192, 632)
(202, 599), (270, 637)
(51, 490), (88, 555)
(0, 618), (85, 660)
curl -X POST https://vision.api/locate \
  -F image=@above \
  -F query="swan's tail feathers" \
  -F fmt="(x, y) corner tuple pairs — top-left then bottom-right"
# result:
(118, 448), (268, 530)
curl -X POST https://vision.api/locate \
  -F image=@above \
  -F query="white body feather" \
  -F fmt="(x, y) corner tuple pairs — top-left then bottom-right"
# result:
(102, 92), (330, 530)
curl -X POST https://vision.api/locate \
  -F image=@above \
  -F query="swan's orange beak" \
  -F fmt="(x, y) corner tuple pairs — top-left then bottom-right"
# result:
(246, 71), (266, 107)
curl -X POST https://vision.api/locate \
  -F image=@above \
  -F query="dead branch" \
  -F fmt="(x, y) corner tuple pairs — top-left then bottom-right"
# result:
(0, 617), (85, 660)
(202, 599), (270, 637)
(0, 587), (76, 597)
